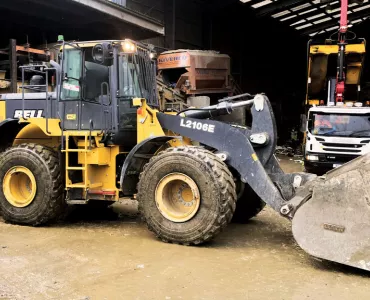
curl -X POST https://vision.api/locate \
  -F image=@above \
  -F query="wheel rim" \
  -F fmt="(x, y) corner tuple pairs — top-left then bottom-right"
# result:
(155, 173), (200, 223)
(3, 166), (37, 208)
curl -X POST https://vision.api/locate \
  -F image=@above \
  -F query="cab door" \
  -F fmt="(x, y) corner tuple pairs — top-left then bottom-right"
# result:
(59, 44), (112, 132)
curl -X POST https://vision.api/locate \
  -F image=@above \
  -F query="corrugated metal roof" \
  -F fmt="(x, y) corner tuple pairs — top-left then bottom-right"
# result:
(240, 0), (370, 36)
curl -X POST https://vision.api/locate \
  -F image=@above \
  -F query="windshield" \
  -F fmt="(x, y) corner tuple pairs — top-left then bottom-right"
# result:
(309, 112), (370, 137)
(118, 54), (145, 98)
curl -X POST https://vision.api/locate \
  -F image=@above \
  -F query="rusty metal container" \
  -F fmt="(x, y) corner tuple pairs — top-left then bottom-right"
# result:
(157, 50), (232, 95)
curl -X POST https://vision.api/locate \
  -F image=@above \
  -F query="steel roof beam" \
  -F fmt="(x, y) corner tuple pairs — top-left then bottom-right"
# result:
(69, 0), (165, 35)
(301, 7), (370, 34)
(256, 0), (307, 16)
(284, 2), (341, 27)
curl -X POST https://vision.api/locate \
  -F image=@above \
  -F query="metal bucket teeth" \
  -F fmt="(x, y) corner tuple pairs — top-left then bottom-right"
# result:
(292, 153), (370, 271)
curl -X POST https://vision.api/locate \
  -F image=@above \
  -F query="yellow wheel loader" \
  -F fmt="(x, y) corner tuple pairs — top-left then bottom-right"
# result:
(0, 39), (369, 272)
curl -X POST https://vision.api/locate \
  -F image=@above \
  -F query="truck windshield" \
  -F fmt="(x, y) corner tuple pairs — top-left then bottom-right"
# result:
(309, 112), (370, 137)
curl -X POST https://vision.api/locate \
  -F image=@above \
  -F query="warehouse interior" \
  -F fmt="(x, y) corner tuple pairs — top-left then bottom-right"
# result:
(1, 0), (370, 142)
(3, 2), (370, 297)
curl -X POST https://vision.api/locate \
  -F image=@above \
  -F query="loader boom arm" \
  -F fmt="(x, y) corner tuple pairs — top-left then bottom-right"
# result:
(157, 95), (314, 215)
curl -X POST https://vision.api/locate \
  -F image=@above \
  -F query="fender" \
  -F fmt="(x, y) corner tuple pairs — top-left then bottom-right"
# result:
(0, 119), (27, 150)
(120, 136), (180, 195)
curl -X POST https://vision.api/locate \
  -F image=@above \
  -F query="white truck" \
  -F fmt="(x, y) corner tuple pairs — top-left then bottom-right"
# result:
(304, 105), (370, 174)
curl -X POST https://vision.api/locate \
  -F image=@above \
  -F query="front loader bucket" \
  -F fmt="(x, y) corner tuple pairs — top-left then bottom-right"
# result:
(292, 153), (370, 271)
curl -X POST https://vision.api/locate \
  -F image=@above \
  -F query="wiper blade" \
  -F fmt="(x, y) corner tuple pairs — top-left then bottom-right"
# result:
(349, 130), (370, 137)
(319, 130), (348, 136)
(320, 131), (334, 136)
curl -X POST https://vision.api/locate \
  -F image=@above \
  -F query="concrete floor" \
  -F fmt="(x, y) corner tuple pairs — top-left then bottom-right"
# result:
(1, 156), (370, 300)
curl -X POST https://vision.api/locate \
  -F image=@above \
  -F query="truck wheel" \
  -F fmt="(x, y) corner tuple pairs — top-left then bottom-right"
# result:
(232, 182), (265, 223)
(304, 165), (323, 175)
(0, 144), (65, 225)
(137, 146), (237, 245)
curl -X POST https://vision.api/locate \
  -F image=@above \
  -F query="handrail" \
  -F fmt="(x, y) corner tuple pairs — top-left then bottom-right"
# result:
(19, 65), (55, 128)
(100, 82), (110, 134)
(89, 119), (94, 150)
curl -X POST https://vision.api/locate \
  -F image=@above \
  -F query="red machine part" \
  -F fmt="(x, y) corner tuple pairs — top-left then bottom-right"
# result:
(335, 0), (348, 103)
(339, 0), (348, 34)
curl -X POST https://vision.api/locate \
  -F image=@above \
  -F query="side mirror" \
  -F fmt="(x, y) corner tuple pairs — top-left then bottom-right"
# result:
(50, 60), (61, 84)
(92, 43), (113, 66)
(307, 119), (313, 129)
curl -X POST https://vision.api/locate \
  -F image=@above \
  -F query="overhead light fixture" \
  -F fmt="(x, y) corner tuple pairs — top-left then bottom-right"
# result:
(239, 0), (252, 3)
(350, 0), (364, 4)
(325, 4), (333, 13)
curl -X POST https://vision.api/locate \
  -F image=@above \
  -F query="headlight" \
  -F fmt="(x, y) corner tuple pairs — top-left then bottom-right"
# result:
(121, 41), (137, 53)
(306, 155), (319, 161)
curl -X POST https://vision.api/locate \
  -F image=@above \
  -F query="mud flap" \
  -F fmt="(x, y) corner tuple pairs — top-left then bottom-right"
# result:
(292, 153), (370, 271)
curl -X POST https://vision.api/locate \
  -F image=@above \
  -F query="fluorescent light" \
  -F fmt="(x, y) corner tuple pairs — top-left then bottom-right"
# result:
(291, 3), (311, 11)
(353, 3), (370, 11)
(313, 17), (332, 24)
(280, 15), (296, 21)
(290, 19), (305, 26)
(251, 0), (272, 8)
(329, 7), (342, 13)
(307, 13), (326, 20)
(296, 23), (313, 29)
(299, 8), (318, 15)
(272, 10), (290, 18)
(326, 26), (339, 31)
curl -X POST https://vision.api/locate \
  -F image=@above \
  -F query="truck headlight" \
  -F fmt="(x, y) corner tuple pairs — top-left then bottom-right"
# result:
(306, 155), (319, 161)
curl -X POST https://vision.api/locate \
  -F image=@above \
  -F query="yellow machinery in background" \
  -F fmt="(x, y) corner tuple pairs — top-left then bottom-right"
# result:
(306, 40), (366, 106)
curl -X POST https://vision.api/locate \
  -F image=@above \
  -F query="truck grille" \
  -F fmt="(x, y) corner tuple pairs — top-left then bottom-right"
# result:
(322, 148), (361, 153)
(317, 138), (370, 153)
(321, 142), (365, 148)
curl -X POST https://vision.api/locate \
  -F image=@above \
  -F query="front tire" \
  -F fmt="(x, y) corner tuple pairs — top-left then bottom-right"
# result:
(0, 144), (65, 225)
(137, 146), (237, 245)
(232, 182), (266, 223)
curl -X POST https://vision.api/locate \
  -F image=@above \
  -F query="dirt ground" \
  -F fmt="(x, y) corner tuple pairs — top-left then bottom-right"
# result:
(1, 156), (370, 300)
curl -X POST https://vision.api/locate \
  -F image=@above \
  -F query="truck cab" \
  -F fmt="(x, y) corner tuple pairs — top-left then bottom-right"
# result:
(304, 38), (368, 174)
(305, 105), (370, 173)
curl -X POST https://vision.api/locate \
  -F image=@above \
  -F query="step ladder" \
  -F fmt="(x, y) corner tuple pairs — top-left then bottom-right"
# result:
(63, 132), (102, 191)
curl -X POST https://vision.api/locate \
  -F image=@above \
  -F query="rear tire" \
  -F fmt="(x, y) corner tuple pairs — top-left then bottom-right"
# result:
(137, 146), (237, 245)
(232, 182), (266, 223)
(0, 144), (65, 225)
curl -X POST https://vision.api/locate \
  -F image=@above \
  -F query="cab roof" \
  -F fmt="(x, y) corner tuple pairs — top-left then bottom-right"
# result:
(309, 105), (370, 114)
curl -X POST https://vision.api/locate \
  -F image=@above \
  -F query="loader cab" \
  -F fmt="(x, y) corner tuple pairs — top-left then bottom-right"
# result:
(58, 40), (158, 148)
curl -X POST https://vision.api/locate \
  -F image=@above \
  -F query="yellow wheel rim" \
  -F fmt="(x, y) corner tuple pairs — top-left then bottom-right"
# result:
(155, 173), (200, 223)
(3, 166), (37, 208)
